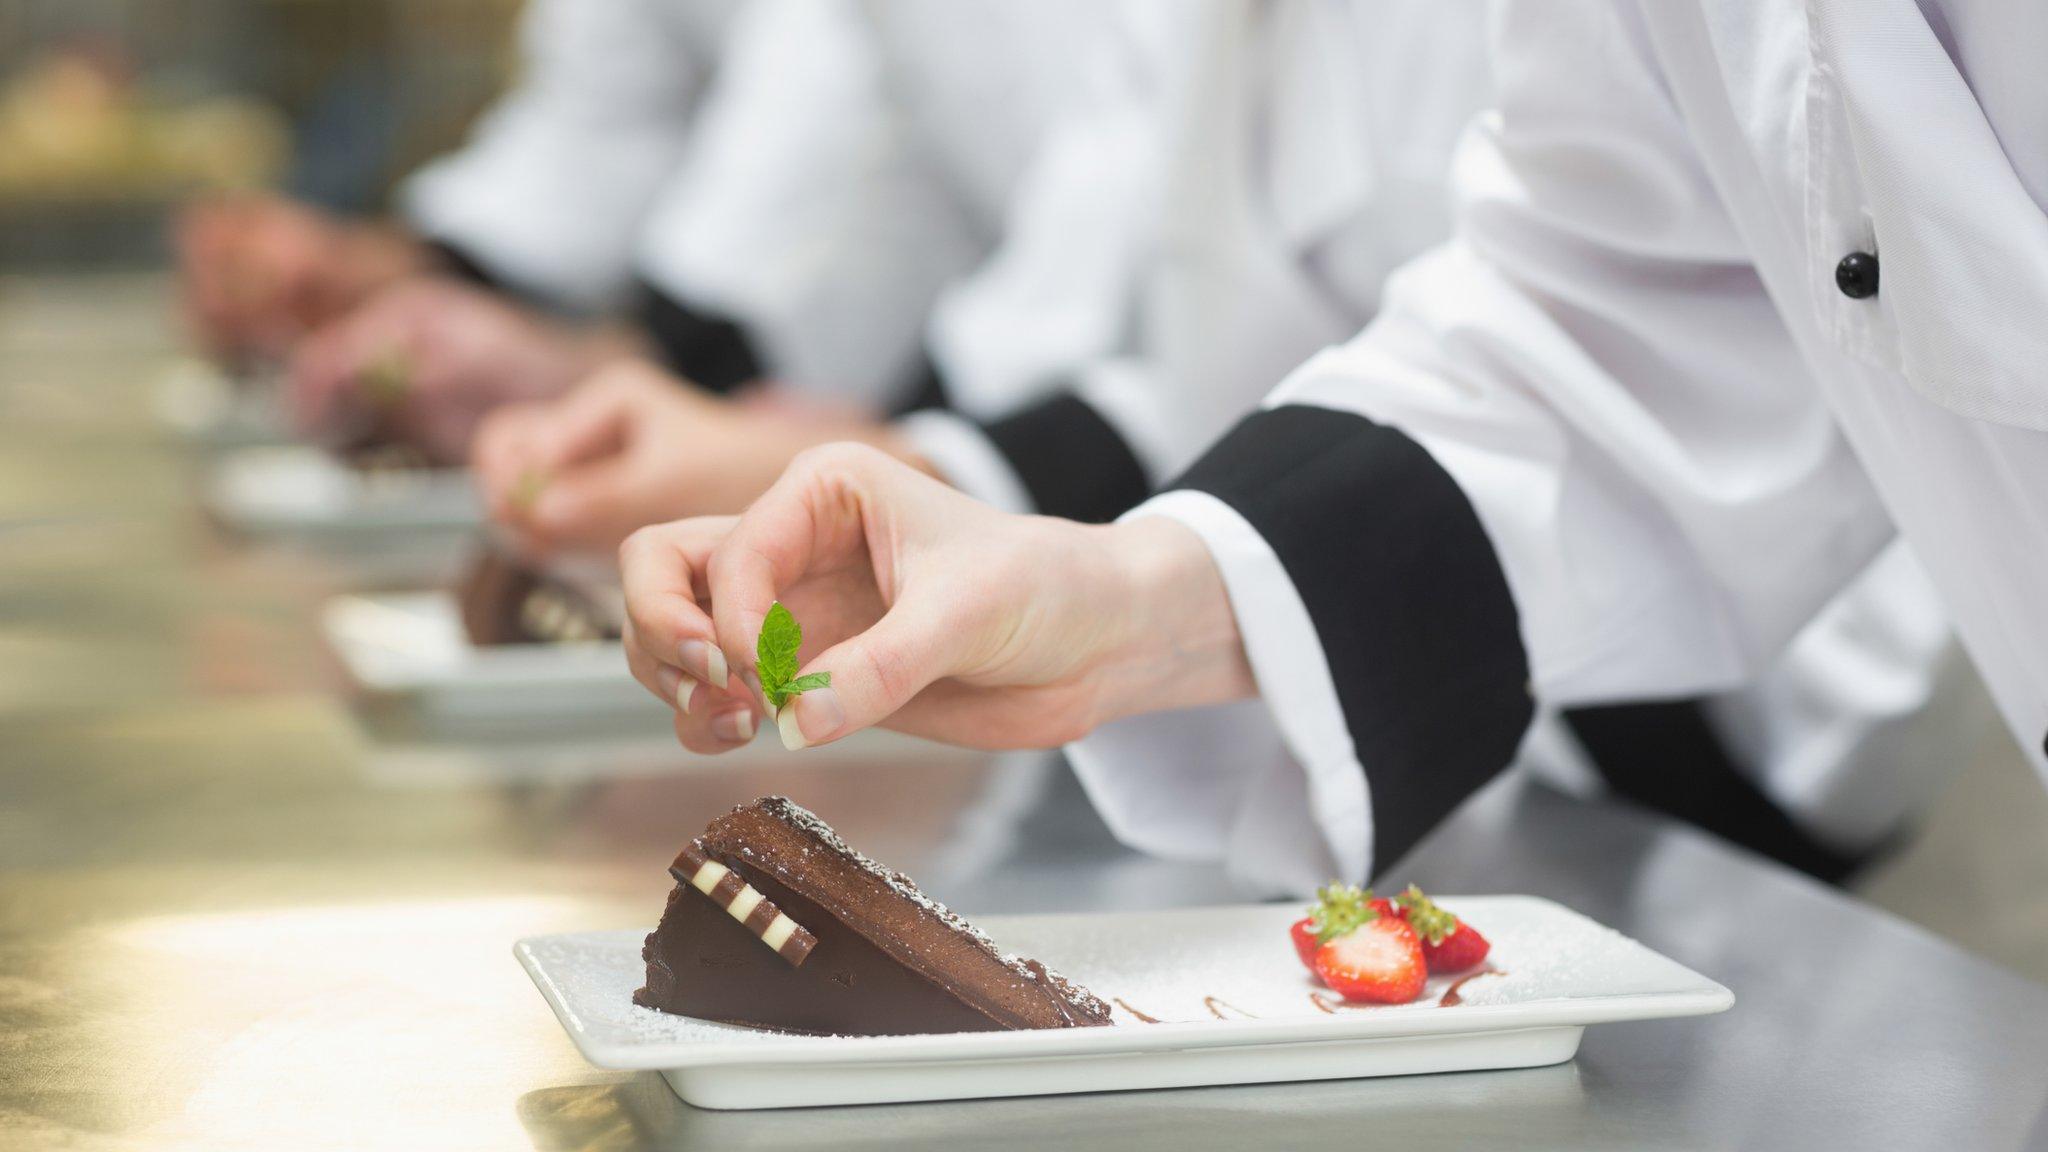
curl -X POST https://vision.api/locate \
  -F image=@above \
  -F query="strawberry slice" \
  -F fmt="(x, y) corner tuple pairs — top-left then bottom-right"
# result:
(1393, 885), (1491, 973)
(1312, 916), (1426, 1004)
(1288, 883), (1381, 970)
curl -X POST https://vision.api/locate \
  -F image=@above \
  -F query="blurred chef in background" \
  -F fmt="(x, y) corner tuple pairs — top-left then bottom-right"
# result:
(175, 0), (741, 460)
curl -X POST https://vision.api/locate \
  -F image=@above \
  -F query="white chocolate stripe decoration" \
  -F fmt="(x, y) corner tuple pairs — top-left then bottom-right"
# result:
(671, 840), (817, 966)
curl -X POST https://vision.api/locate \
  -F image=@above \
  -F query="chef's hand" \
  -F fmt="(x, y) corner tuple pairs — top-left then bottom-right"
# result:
(175, 193), (424, 365)
(473, 361), (932, 559)
(620, 443), (1256, 753)
(287, 278), (636, 465)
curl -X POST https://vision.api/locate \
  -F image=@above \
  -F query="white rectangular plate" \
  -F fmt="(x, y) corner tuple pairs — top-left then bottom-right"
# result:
(152, 359), (289, 448)
(517, 897), (1731, 1110)
(205, 445), (479, 535)
(323, 590), (649, 719)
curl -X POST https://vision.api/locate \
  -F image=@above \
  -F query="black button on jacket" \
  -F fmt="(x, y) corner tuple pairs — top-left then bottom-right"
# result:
(1835, 251), (1879, 298)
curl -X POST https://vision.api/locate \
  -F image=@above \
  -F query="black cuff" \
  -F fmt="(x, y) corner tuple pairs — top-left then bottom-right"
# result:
(887, 352), (952, 417)
(420, 239), (501, 292)
(980, 393), (1152, 523)
(1172, 405), (1533, 873)
(1564, 701), (1874, 884)
(635, 281), (765, 395)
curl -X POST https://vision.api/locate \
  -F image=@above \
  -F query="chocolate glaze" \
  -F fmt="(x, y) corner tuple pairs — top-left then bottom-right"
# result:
(635, 797), (1112, 1035)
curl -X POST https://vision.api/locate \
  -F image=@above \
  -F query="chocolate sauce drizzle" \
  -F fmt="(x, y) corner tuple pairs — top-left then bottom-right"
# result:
(1112, 997), (1162, 1024)
(1438, 968), (1504, 1007)
(1202, 995), (1257, 1020)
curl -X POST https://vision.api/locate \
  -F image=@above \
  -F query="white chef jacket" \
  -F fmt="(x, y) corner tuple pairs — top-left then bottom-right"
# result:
(1070, 0), (2018, 895)
(901, 0), (1494, 517)
(635, 0), (1160, 411)
(400, 0), (740, 313)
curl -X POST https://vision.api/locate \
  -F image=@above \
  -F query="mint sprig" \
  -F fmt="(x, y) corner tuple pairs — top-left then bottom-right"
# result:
(757, 601), (830, 712)
(510, 468), (547, 513)
(359, 345), (410, 410)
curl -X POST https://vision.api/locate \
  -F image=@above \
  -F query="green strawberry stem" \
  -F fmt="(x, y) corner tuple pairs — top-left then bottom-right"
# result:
(1308, 883), (1379, 944)
(1394, 885), (1459, 945)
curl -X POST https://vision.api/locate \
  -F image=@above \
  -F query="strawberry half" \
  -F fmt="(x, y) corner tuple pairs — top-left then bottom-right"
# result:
(1393, 885), (1490, 973)
(1289, 883), (1381, 971)
(1312, 916), (1426, 1004)
(1288, 917), (1320, 968)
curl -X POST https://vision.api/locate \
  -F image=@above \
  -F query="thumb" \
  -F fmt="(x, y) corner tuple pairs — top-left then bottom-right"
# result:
(772, 600), (962, 751)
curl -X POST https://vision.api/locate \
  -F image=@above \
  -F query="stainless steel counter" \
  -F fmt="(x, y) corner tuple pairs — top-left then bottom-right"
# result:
(4, 274), (2045, 1150)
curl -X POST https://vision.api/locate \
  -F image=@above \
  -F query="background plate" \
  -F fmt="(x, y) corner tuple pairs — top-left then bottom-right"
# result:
(323, 590), (648, 719)
(205, 445), (479, 534)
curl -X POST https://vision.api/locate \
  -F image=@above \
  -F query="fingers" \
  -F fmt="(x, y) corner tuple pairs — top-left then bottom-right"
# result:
(524, 458), (649, 554)
(283, 318), (360, 439)
(699, 443), (966, 749)
(524, 367), (646, 475)
(474, 366), (656, 543)
(773, 598), (961, 750)
(620, 517), (764, 753)
(472, 403), (547, 524)
(701, 455), (847, 691)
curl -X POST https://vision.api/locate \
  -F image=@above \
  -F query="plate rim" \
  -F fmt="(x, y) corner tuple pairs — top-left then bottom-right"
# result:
(516, 896), (1734, 1072)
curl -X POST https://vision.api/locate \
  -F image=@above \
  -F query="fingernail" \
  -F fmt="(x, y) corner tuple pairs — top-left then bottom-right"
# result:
(742, 668), (766, 709)
(776, 706), (805, 751)
(675, 676), (697, 715)
(713, 709), (755, 743)
(654, 665), (684, 711)
(679, 640), (728, 689)
(793, 686), (844, 747)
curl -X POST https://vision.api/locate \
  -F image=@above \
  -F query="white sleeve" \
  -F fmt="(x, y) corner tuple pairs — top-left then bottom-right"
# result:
(399, 0), (738, 311)
(1075, 0), (1897, 884)
(634, 0), (982, 410)
(1065, 491), (1366, 897)
(893, 411), (1035, 516)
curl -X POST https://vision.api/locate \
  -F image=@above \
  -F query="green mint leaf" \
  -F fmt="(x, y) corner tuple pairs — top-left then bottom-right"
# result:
(510, 469), (547, 512)
(756, 602), (804, 710)
(787, 671), (832, 696)
(360, 346), (410, 410)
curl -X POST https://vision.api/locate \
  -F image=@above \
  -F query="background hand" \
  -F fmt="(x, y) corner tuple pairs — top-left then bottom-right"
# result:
(286, 277), (630, 464)
(174, 193), (423, 365)
(472, 362), (932, 558)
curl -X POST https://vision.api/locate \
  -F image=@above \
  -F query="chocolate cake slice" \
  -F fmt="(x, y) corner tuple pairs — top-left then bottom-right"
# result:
(634, 797), (1113, 1035)
(456, 547), (619, 647)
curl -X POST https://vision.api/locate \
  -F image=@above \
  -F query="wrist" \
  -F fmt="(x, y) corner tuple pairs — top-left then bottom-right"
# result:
(1083, 514), (1255, 728)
